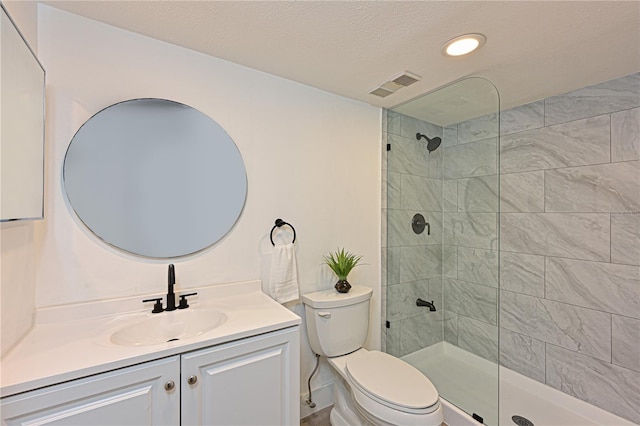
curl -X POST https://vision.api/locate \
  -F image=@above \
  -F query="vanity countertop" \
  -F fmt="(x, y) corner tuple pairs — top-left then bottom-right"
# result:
(0, 280), (300, 398)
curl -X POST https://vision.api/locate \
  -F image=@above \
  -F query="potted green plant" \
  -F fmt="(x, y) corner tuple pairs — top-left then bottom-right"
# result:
(323, 248), (362, 293)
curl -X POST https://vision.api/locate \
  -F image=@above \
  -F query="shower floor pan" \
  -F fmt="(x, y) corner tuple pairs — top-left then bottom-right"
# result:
(402, 342), (635, 426)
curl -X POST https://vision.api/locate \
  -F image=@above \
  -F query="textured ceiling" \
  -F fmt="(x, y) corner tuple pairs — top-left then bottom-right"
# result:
(40, 1), (640, 120)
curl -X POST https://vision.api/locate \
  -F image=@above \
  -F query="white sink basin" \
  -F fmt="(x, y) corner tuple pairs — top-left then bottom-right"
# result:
(110, 309), (227, 346)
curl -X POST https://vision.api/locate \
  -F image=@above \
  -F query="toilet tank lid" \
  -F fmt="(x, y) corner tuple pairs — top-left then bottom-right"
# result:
(301, 285), (372, 308)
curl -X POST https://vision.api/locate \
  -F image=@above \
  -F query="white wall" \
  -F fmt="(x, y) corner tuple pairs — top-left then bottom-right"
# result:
(0, 222), (37, 357)
(2, 1), (37, 49)
(35, 4), (381, 408)
(0, 0), (39, 358)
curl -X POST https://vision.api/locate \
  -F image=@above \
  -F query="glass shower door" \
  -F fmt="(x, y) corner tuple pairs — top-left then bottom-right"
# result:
(383, 77), (500, 425)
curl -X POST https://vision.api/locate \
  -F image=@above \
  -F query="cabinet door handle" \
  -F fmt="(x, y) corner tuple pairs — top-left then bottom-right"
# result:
(187, 375), (198, 385)
(164, 380), (175, 391)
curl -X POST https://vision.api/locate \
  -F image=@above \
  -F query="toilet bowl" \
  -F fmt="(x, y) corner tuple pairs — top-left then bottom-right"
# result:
(331, 349), (442, 425)
(302, 285), (443, 426)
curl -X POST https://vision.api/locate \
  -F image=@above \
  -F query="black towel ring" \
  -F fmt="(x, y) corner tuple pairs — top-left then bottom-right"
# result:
(270, 218), (296, 246)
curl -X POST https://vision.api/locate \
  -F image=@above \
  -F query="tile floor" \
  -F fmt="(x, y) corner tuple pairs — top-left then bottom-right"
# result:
(300, 405), (332, 426)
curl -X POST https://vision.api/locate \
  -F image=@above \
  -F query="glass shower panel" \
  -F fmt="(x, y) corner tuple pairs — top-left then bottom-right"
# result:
(383, 78), (500, 425)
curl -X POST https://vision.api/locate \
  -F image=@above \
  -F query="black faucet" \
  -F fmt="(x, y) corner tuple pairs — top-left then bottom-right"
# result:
(166, 264), (177, 311)
(416, 298), (437, 311)
(142, 264), (198, 313)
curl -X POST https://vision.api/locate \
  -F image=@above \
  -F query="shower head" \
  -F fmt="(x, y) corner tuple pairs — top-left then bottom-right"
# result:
(416, 133), (442, 152)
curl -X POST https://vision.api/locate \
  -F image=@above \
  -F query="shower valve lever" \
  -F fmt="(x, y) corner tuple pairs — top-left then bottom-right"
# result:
(411, 213), (430, 235)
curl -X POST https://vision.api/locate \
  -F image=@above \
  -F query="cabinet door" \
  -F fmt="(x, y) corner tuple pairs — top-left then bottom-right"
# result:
(181, 327), (300, 426)
(1, 356), (180, 426)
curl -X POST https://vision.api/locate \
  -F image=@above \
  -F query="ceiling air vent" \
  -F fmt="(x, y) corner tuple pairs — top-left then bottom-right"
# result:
(369, 71), (421, 98)
(392, 71), (421, 87)
(369, 86), (395, 98)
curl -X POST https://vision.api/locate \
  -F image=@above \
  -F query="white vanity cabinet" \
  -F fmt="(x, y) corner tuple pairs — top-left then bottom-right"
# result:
(1, 356), (181, 425)
(1, 327), (299, 426)
(182, 327), (299, 426)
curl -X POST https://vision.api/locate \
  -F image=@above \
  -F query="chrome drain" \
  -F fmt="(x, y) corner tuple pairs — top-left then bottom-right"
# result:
(512, 415), (534, 426)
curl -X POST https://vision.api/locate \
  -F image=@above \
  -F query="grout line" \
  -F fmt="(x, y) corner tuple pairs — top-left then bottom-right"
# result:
(609, 112), (612, 163)
(500, 250), (635, 268)
(544, 342), (548, 384)
(504, 158), (626, 175)
(543, 170), (546, 212)
(543, 256), (546, 299)
(610, 312), (613, 364)
(501, 211), (619, 214)
(502, 287), (626, 317)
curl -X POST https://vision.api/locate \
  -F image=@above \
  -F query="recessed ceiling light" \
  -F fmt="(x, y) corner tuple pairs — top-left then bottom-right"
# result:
(442, 34), (486, 57)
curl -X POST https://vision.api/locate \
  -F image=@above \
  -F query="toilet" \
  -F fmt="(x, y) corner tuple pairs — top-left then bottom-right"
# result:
(302, 285), (443, 426)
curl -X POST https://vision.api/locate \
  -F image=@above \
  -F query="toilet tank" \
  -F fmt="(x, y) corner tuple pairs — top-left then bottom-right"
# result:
(302, 285), (373, 357)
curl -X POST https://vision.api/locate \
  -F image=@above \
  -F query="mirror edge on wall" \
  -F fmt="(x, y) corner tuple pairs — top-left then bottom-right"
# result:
(0, 2), (46, 222)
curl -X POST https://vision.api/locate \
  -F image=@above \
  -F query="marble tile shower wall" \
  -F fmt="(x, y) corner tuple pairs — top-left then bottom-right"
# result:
(382, 72), (639, 423)
(382, 111), (444, 358)
(441, 110), (500, 364)
(499, 72), (640, 423)
(382, 109), (501, 361)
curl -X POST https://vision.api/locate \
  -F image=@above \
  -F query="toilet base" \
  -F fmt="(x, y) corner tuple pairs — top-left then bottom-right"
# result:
(329, 407), (355, 426)
(330, 375), (364, 425)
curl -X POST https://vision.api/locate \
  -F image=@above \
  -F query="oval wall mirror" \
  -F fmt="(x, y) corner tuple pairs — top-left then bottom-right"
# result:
(63, 98), (247, 258)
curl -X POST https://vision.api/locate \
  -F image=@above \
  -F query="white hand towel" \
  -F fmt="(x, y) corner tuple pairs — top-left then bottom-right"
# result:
(268, 243), (300, 304)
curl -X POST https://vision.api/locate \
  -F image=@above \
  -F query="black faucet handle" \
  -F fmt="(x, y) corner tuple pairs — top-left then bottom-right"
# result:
(143, 297), (165, 313)
(178, 292), (198, 309)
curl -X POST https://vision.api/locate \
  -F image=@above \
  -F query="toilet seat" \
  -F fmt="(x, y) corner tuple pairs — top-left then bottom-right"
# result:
(350, 386), (442, 426)
(345, 350), (440, 414)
